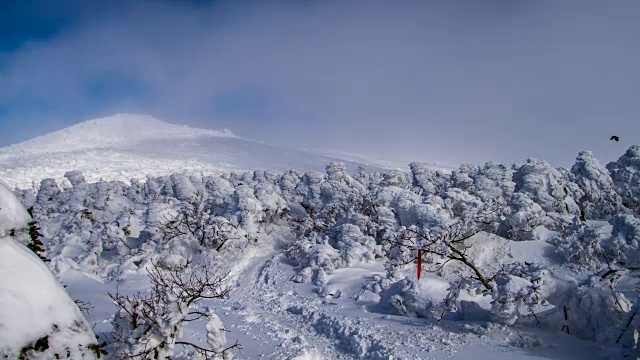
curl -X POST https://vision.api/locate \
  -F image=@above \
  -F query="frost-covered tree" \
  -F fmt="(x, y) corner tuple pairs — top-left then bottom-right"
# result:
(607, 145), (640, 213)
(548, 218), (607, 268)
(491, 264), (630, 343)
(505, 193), (546, 241)
(570, 150), (622, 219)
(161, 191), (246, 268)
(26, 206), (49, 262)
(604, 214), (640, 268)
(512, 158), (568, 214)
(295, 171), (325, 213)
(109, 262), (237, 359)
(409, 162), (449, 197)
(388, 201), (502, 292)
(36, 178), (61, 206)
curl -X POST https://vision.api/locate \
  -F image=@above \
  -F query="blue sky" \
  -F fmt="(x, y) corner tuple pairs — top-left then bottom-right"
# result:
(0, 0), (639, 167)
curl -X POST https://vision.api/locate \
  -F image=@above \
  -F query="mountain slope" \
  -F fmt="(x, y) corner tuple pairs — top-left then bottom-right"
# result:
(0, 114), (392, 188)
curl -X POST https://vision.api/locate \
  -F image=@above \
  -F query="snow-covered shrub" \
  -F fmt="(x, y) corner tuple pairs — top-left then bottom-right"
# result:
(159, 190), (255, 269)
(505, 193), (546, 241)
(332, 224), (379, 266)
(560, 276), (630, 343)
(320, 162), (365, 204)
(604, 214), (640, 268)
(109, 261), (236, 359)
(379, 169), (411, 189)
(607, 145), (640, 212)
(169, 173), (201, 201)
(409, 162), (449, 196)
(289, 165), (401, 283)
(28, 170), (290, 280)
(548, 219), (607, 268)
(289, 193), (386, 283)
(376, 277), (449, 318)
(64, 170), (87, 187)
(279, 169), (303, 202)
(388, 206), (501, 293)
(491, 264), (629, 343)
(570, 150), (623, 219)
(442, 188), (483, 219)
(512, 158), (568, 214)
(617, 297), (640, 357)
(0, 180), (100, 359)
(490, 263), (557, 326)
(472, 162), (516, 203)
(36, 178), (61, 205)
(296, 171), (325, 211)
(450, 164), (476, 192)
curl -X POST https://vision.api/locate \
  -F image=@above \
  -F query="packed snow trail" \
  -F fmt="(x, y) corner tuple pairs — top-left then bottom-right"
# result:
(211, 230), (354, 359)
(52, 211), (606, 359)
(183, 229), (604, 360)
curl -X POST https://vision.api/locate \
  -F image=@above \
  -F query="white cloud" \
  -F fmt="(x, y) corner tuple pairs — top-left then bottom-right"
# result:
(1, 0), (639, 166)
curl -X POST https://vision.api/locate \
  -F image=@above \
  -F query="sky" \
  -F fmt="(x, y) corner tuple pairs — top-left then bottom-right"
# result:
(0, 0), (639, 168)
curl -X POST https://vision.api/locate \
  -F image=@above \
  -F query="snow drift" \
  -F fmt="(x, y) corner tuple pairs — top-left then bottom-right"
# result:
(0, 181), (99, 359)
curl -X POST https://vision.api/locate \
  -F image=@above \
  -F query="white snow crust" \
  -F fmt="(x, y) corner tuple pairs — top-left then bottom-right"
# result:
(0, 181), (97, 359)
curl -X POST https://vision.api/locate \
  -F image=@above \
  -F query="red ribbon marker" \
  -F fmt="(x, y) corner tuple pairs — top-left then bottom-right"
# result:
(417, 248), (422, 280)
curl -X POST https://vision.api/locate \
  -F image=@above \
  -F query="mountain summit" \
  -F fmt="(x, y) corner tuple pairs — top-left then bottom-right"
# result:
(0, 114), (387, 188)
(4, 114), (236, 154)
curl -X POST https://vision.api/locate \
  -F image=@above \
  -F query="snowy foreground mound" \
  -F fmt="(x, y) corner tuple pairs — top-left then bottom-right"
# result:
(0, 114), (401, 189)
(0, 181), (98, 359)
(7, 145), (640, 359)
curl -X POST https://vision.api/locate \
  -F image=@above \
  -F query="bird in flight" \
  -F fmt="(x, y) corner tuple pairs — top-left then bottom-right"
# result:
(610, 136), (620, 142)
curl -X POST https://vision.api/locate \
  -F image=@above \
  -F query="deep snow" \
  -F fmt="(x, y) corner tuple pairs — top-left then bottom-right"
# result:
(2, 115), (640, 359)
(0, 181), (98, 359)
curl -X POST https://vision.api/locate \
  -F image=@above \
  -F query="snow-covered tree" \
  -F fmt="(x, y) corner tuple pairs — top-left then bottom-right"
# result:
(607, 145), (640, 213)
(512, 158), (568, 214)
(409, 162), (449, 196)
(570, 150), (622, 219)
(109, 262), (237, 359)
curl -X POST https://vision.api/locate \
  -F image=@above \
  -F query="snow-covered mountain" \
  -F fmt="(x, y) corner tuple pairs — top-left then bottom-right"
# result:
(0, 114), (402, 189)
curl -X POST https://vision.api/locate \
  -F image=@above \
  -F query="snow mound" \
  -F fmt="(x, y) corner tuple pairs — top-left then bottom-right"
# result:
(3, 113), (236, 154)
(0, 181), (98, 359)
(0, 179), (31, 236)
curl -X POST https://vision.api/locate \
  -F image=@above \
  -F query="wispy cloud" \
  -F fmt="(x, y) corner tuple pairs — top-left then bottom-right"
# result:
(1, 0), (639, 167)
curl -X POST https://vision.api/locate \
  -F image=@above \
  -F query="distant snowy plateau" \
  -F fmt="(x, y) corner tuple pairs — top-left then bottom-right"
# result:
(2, 114), (640, 359)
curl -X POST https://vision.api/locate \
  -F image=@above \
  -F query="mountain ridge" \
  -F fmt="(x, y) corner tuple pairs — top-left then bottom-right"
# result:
(0, 114), (403, 189)
(0, 114), (237, 154)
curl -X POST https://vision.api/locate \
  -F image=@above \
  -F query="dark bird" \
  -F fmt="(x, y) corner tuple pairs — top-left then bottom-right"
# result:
(611, 136), (620, 142)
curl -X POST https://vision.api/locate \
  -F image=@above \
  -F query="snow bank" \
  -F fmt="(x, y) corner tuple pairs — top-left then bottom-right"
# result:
(0, 179), (31, 237)
(0, 181), (98, 359)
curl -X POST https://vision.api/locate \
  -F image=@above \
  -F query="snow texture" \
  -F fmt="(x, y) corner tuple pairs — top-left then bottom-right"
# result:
(0, 114), (388, 189)
(0, 181), (98, 359)
(2, 118), (640, 359)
